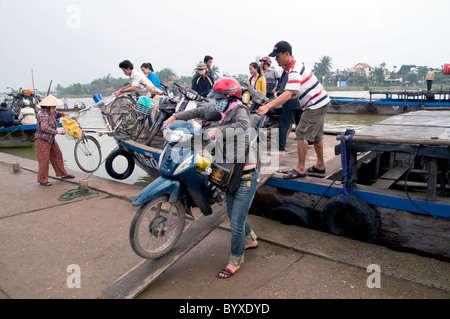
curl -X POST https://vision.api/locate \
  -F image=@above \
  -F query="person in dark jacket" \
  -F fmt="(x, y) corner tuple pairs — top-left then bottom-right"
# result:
(0, 102), (14, 128)
(163, 78), (259, 279)
(191, 63), (214, 97)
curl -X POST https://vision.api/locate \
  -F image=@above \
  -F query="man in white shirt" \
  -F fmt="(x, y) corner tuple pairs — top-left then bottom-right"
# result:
(257, 41), (330, 179)
(425, 67), (441, 91)
(116, 60), (162, 98)
(18, 100), (37, 125)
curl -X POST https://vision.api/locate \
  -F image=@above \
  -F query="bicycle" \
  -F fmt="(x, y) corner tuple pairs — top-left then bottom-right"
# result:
(6, 87), (43, 113)
(65, 102), (148, 173)
(6, 87), (24, 114)
(102, 92), (159, 140)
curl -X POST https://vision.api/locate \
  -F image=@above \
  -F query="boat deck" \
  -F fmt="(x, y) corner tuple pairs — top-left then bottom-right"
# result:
(357, 110), (450, 141)
(252, 111), (450, 261)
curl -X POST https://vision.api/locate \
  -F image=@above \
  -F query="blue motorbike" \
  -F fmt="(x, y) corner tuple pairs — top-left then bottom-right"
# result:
(129, 109), (265, 259)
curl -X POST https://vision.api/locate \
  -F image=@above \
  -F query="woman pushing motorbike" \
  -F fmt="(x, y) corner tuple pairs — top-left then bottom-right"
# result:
(162, 77), (259, 279)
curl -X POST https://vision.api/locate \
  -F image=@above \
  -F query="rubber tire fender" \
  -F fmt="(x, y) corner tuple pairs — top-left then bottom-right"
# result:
(320, 194), (378, 242)
(365, 102), (376, 113)
(331, 101), (340, 110)
(267, 203), (311, 228)
(105, 149), (135, 180)
(416, 103), (425, 111)
(401, 104), (410, 113)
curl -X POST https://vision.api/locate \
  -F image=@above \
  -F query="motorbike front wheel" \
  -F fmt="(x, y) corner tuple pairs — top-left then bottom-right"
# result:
(129, 195), (185, 259)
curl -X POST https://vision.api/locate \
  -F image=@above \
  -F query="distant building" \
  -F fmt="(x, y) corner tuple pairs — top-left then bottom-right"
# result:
(348, 63), (372, 76)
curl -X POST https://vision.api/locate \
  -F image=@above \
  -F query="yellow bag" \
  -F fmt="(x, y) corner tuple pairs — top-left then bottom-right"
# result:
(61, 117), (82, 139)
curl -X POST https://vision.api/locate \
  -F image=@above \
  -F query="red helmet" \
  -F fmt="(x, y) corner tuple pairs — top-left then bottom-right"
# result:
(207, 77), (242, 99)
(259, 56), (272, 65)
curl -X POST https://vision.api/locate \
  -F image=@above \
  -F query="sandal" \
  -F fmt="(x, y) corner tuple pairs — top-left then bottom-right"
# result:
(217, 267), (239, 279)
(40, 181), (52, 186)
(283, 169), (307, 179)
(245, 244), (259, 250)
(62, 174), (75, 179)
(306, 166), (326, 174)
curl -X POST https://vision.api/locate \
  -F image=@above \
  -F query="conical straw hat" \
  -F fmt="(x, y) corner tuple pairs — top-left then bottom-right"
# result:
(39, 94), (64, 107)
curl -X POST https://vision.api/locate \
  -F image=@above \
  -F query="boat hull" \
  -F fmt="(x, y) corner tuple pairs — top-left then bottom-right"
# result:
(0, 125), (36, 148)
(329, 89), (450, 114)
(252, 178), (450, 262)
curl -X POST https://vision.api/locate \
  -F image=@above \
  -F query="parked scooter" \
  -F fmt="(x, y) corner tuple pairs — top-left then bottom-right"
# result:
(129, 109), (266, 259)
(145, 83), (211, 146)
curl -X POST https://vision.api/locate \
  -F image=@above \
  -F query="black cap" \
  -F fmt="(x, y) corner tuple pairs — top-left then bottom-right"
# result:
(268, 41), (292, 57)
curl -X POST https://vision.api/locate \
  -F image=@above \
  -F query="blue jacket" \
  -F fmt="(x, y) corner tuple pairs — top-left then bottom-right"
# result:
(148, 72), (162, 90)
(0, 107), (14, 127)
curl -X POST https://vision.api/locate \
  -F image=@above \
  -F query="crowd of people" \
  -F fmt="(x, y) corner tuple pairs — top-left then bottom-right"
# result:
(156, 40), (329, 279)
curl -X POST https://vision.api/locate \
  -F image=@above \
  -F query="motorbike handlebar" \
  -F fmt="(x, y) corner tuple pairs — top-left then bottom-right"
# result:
(173, 82), (208, 102)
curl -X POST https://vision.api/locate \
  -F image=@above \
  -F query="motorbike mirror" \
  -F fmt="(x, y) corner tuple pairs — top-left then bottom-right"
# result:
(205, 110), (222, 122)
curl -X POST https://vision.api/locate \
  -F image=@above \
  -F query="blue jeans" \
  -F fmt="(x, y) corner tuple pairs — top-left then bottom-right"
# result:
(226, 169), (259, 265)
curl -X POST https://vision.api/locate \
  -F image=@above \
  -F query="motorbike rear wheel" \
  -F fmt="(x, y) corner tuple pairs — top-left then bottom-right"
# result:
(129, 195), (185, 259)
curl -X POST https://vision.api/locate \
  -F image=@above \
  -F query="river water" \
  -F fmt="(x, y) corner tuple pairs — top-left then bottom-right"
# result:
(1, 92), (391, 187)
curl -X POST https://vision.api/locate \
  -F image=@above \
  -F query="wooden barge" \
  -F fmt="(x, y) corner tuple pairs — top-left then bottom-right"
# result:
(252, 110), (450, 262)
(329, 89), (450, 115)
(103, 110), (450, 262)
(0, 125), (37, 148)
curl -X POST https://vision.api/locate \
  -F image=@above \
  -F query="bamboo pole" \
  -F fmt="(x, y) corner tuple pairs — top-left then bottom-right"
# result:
(31, 69), (36, 106)
(47, 80), (52, 96)
(336, 134), (450, 146)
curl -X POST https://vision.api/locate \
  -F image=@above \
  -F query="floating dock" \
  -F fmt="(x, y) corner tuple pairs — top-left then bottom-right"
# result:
(329, 89), (450, 114)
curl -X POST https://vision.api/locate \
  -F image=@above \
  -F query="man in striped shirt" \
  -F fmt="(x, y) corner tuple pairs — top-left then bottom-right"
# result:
(257, 41), (330, 179)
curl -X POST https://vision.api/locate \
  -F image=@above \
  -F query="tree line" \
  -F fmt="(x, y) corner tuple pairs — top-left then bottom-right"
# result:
(313, 56), (447, 88)
(56, 57), (448, 96)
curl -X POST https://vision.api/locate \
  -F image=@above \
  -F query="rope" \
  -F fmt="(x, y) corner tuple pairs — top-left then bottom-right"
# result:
(58, 134), (125, 201)
(0, 126), (21, 140)
(58, 186), (99, 201)
(340, 129), (357, 207)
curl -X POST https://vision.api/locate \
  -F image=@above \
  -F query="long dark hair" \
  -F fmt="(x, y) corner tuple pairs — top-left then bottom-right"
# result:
(249, 62), (262, 85)
(141, 62), (154, 72)
(249, 62), (261, 75)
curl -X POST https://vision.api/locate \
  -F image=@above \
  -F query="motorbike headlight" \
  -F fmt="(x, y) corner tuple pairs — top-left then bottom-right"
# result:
(186, 91), (197, 100)
(163, 128), (193, 143)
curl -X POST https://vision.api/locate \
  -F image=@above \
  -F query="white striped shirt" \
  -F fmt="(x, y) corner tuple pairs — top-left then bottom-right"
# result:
(284, 60), (330, 110)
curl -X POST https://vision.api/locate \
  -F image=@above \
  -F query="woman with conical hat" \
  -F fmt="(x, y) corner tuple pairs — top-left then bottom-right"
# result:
(35, 94), (74, 186)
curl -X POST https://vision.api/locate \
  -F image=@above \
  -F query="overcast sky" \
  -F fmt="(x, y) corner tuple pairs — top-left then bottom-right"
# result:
(0, 0), (449, 92)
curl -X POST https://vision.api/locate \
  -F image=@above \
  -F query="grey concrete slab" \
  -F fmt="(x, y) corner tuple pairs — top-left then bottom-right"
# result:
(1, 151), (449, 300)
(0, 195), (141, 299)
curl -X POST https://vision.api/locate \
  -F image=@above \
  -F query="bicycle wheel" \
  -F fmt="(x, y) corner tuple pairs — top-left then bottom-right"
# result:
(145, 113), (164, 146)
(74, 135), (102, 173)
(108, 95), (137, 131)
(129, 117), (146, 141)
(130, 195), (185, 259)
